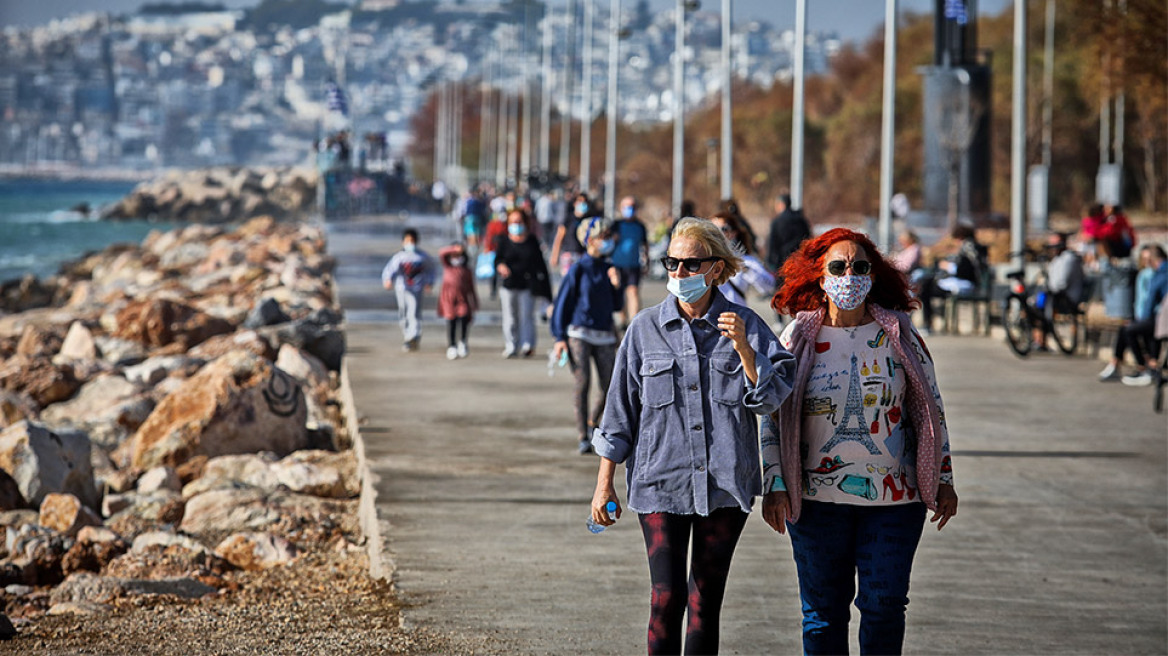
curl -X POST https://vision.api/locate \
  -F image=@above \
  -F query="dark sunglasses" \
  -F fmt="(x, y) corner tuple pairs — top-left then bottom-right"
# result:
(826, 259), (872, 276)
(661, 256), (721, 273)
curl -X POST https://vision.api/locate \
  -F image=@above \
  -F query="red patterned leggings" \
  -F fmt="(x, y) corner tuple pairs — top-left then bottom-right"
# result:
(637, 508), (749, 655)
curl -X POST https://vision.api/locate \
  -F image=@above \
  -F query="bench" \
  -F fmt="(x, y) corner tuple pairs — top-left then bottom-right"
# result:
(939, 268), (995, 336)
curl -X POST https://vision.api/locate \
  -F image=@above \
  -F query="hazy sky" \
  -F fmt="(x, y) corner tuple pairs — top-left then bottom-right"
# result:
(0, 0), (1012, 44)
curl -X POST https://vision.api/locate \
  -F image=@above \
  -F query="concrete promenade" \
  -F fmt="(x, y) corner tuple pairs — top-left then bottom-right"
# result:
(330, 217), (1167, 655)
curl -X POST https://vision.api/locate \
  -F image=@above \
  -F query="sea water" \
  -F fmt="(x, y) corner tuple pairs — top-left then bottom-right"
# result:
(0, 178), (175, 283)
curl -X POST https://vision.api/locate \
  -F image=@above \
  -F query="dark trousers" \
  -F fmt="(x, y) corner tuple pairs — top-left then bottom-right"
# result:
(787, 500), (926, 656)
(638, 508), (749, 655)
(568, 337), (617, 440)
(446, 316), (470, 347)
(1114, 318), (1159, 365)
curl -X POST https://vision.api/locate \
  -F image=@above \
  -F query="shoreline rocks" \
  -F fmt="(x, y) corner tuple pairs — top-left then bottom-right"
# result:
(0, 214), (358, 628)
(100, 167), (318, 224)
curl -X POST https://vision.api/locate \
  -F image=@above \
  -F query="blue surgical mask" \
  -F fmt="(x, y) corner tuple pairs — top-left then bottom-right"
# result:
(621, 205), (635, 219)
(598, 239), (615, 255)
(575, 202), (589, 215)
(508, 223), (525, 236)
(667, 273), (710, 304)
(403, 243), (416, 253)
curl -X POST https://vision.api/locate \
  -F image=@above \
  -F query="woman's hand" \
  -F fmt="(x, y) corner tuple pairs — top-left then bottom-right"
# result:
(718, 312), (757, 384)
(608, 266), (621, 288)
(496, 263), (511, 278)
(931, 484), (958, 530)
(762, 490), (790, 534)
(591, 485), (621, 526)
(552, 340), (568, 363)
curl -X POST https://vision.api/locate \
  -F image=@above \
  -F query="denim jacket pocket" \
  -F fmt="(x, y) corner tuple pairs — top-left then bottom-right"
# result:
(709, 356), (744, 405)
(639, 357), (676, 408)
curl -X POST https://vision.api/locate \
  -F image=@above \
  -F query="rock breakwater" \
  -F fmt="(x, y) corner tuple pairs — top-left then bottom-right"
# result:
(0, 215), (363, 629)
(100, 166), (318, 224)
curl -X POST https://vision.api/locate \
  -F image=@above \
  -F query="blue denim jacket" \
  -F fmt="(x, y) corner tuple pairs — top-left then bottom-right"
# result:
(593, 289), (796, 515)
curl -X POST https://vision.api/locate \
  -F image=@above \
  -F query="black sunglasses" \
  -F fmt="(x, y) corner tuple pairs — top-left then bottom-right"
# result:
(826, 259), (872, 276)
(661, 256), (721, 273)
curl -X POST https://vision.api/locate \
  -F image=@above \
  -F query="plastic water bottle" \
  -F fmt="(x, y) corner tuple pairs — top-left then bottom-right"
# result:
(586, 501), (618, 534)
(547, 347), (569, 377)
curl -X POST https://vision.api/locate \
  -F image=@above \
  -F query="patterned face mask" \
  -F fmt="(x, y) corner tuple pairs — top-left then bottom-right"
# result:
(822, 274), (873, 311)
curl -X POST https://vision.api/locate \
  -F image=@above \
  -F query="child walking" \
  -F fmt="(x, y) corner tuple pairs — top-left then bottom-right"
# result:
(382, 228), (436, 352)
(550, 216), (623, 454)
(437, 242), (479, 359)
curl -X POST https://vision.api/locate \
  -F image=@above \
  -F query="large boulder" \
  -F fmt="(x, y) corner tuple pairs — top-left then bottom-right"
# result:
(40, 374), (153, 450)
(112, 298), (233, 352)
(0, 356), (80, 406)
(60, 526), (129, 575)
(0, 421), (97, 510)
(129, 350), (308, 470)
(58, 321), (98, 361)
(213, 532), (296, 571)
(0, 468), (26, 511)
(38, 493), (102, 537)
(0, 390), (38, 430)
(16, 324), (64, 358)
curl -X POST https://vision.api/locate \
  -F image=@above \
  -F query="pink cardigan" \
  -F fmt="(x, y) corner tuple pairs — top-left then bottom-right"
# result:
(769, 304), (951, 523)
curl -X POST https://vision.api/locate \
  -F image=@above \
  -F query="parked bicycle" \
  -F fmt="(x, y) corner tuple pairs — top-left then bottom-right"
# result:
(1002, 260), (1081, 358)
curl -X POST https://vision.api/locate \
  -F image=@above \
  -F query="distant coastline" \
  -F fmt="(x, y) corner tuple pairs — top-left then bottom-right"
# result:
(0, 163), (164, 183)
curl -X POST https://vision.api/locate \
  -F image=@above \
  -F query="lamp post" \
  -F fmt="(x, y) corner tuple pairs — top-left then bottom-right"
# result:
(720, 0), (732, 200)
(1010, 0), (1027, 268)
(877, 0), (898, 252)
(558, 0), (577, 179)
(790, 0), (806, 211)
(603, 0), (622, 220)
(672, 0), (699, 216)
(581, 0), (594, 192)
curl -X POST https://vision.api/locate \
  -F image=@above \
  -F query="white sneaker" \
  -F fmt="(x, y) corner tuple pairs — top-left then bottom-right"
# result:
(502, 347), (516, 359)
(1122, 371), (1154, 387)
(446, 346), (458, 360)
(1098, 363), (1122, 381)
(457, 342), (468, 358)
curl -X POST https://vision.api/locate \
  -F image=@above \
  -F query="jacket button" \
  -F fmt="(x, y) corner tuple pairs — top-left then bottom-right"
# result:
(692, 424), (702, 431)
(697, 465), (706, 472)
(689, 384), (698, 391)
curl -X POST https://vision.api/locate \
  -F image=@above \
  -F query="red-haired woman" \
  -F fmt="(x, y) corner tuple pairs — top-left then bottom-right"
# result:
(760, 228), (959, 655)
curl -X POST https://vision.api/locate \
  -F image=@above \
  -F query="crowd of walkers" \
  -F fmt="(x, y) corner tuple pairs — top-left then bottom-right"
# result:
(376, 181), (980, 655)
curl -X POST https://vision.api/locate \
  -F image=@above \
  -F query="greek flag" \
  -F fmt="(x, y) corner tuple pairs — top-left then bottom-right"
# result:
(326, 82), (348, 116)
(944, 0), (968, 25)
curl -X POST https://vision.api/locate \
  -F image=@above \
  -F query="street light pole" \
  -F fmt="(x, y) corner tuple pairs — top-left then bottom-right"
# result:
(720, 0), (732, 200)
(877, 0), (898, 252)
(604, 0), (621, 220)
(1010, 0), (1027, 268)
(790, 0), (806, 210)
(559, 0), (577, 179)
(540, 10), (554, 172)
(581, 0), (594, 192)
(672, 0), (685, 216)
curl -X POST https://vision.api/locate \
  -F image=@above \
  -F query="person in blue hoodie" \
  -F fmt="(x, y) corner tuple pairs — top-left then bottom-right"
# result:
(382, 228), (436, 352)
(551, 216), (623, 455)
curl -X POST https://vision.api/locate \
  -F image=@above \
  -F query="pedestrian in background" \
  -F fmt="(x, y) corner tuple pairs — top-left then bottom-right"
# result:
(710, 211), (775, 306)
(495, 208), (552, 358)
(550, 191), (594, 276)
(381, 228), (435, 352)
(762, 227), (958, 656)
(1099, 244), (1167, 385)
(765, 193), (810, 274)
(612, 195), (650, 328)
(550, 216), (622, 455)
(590, 217), (796, 655)
(437, 241), (478, 360)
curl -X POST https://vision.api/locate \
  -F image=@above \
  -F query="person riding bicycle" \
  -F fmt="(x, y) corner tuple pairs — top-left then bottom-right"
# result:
(1035, 233), (1085, 351)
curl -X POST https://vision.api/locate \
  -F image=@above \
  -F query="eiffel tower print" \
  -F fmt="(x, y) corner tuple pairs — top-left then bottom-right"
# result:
(821, 353), (882, 455)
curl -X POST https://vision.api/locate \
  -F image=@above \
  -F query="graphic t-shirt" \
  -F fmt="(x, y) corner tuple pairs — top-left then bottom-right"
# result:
(796, 322), (919, 506)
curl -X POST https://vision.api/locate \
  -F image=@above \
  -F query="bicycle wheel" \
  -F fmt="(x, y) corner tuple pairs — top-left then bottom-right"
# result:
(1003, 295), (1032, 357)
(1050, 311), (1079, 355)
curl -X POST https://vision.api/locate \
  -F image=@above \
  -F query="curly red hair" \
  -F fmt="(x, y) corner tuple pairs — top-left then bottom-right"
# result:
(770, 228), (918, 315)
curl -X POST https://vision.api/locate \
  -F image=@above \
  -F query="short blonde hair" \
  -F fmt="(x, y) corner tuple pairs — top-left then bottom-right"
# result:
(669, 217), (743, 286)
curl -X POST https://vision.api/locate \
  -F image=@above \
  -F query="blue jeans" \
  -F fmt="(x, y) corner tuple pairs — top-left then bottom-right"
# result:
(787, 500), (926, 656)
